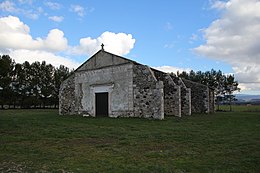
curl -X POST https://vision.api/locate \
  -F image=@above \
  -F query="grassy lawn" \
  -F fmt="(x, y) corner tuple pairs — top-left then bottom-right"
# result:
(217, 104), (260, 112)
(0, 109), (259, 172)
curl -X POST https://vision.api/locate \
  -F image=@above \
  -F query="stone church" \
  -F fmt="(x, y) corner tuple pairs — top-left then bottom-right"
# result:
(59, 46), (214, 120)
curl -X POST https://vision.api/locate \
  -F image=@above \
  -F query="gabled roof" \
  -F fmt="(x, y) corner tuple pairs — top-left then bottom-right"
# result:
(182, 78), (210, 89)
(74, 49), (140, 72)
(71, 48), (213, 90)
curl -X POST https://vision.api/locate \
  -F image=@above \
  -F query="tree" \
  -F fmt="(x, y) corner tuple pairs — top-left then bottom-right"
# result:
(177, 71), (189, 79)
(0, 54), (71, 109)
(39, 61), (55, 108)
(30, 61), (43, 107)
(12, 63), (23, 108)
(223, 75), (240, 111)
(177, 69), (240, 111)
(53, 65), (71, 108)
(19, 61), (34, 108)
(0, 55), (15, 108)
(215, 70), (226, 111)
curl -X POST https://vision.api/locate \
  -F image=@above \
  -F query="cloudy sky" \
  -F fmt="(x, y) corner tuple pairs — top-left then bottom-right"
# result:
(0, 0), (259, 95)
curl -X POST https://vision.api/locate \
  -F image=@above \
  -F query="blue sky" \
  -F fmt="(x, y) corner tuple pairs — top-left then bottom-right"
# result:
(0, 0), (260, 94)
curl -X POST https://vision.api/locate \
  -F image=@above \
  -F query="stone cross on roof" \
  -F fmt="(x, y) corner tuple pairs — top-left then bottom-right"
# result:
(101, 43), (104, 51)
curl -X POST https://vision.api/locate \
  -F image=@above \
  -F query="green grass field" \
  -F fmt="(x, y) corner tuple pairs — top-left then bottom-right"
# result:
(217, 104), (260, 112)
(0, 109), (259, 173)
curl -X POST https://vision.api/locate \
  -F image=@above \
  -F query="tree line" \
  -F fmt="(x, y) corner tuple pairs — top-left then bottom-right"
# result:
(0, 55), (71, 109)
(173, 69), (240, 111)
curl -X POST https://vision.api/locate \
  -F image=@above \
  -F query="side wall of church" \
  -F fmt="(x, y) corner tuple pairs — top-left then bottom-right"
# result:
(182, 79), (211, 113)
(59, 74), (76, 115)
(133, 65), (164, 119)
(208, 88), (215, 113)
(170, 76), (191, 116)
(152, 70), (181, 117)
(181, 87), (191, 116)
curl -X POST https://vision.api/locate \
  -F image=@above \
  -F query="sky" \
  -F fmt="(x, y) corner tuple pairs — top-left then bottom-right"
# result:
(0, 0), (260, 95)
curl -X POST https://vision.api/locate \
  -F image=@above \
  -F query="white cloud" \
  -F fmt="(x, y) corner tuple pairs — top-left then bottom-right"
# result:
(190, 34), (198, 41)
(165, 22), (173, 31)
(45, 1), (61, 10)
(0, 0), (17, 12)
(23, 10), (40, 20)
(48, 16), (64, 22)
(18, 0), (33, 4)
(8, 49), (80, 69)
(70, 31), (136, 56)
(0, 15), (77, 69)
(189, 34), (199, 44)
(194, 0), (260, 94)
(0, 16), (136, 70)
(86, 7), (95, 13)
(164, 43), (175, 49)
(210, 0), (231, 10)
(0, 16), (68, 52)
(41, 29), (68, 51)
(153, 66), (191, 74)
(237, 82), (260, 95)
(0, 0), (42, 19)
(70, 4), (85, 17)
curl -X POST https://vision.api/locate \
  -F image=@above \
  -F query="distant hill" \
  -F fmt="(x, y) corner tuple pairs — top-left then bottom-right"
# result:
(235, 94), (260, 102)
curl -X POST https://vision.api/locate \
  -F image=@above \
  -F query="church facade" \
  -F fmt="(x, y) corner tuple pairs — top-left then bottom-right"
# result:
(59, 48), (214, 119)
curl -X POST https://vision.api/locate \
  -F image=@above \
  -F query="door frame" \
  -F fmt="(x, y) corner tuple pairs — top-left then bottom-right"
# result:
(95, 92), (109, 117)
(91, 84), (114, 117)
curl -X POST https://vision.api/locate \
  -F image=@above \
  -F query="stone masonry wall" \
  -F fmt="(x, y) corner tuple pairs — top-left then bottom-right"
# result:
(182, 78), (210, 113)
(181, 87), (191, 116)
(133, 65), (164, 120)
(208, 88), (215, 113)
(170, 76), (191, 116)
(152, 70), (181, 117)
(59, 74), (76, 115)
(75, 63), (134, 117)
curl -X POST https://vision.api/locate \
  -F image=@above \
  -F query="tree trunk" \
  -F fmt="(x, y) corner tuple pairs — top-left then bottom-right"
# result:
(43, 99), (45, 109)
(229, 97), (232, 112)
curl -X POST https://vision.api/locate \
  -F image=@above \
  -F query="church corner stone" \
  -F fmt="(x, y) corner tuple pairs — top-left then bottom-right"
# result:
(59, 73), (76, 115)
